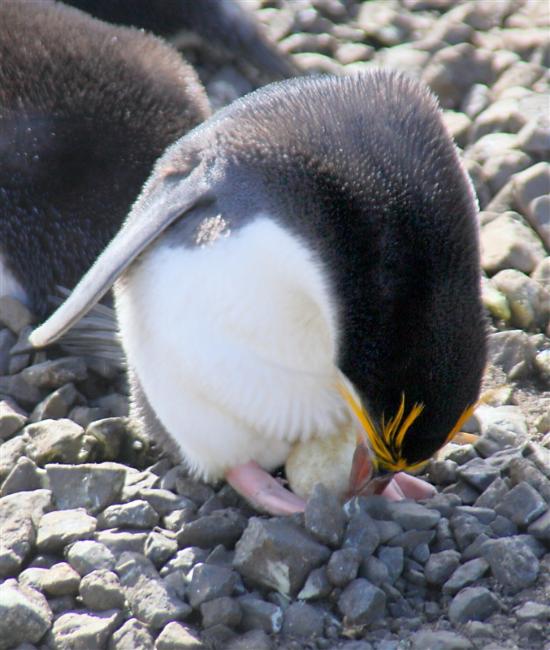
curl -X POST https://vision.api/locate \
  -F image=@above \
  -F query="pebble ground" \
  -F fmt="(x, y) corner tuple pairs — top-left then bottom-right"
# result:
(0, 1), (549, 649)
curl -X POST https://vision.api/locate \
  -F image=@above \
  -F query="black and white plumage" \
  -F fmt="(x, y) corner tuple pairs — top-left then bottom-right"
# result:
(0, 0), (209, 316)
(31, 71), (487, 513)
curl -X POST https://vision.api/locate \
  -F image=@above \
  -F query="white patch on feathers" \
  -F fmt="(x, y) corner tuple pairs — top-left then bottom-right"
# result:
(115, 216), (350, 480)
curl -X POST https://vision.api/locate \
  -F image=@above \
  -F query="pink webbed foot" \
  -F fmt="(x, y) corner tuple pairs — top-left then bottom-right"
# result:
(225, 460), (306, 515)
(381, 472), (437, 501)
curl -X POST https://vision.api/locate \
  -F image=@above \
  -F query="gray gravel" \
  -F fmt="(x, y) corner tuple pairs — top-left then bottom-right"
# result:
(1, 0), (549, 648)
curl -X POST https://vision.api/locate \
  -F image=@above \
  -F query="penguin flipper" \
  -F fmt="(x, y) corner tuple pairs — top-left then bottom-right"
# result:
(29, 164), (211, 348)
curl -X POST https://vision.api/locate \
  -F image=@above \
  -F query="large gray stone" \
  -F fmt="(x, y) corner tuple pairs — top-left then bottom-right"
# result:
(448, 587), (500, 624)
(19, 562), (81, 597)
(24, 419), (89, 465)
(482, 536), (540, 593)
(36, 508), (97, 552)
(66, 540), (117, 576)
(21, 357), (87, 389)
(234, 517), (330, 596)
(0, 579), (52, 650)
(48, 609), (122, 650)
(79, 569), (125, 610)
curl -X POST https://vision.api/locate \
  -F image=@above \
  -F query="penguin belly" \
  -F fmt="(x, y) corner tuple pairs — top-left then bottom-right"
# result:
(115, 217), (350, 480)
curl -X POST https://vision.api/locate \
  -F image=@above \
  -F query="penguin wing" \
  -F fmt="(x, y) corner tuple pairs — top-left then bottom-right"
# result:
(29, 163), (212, 347)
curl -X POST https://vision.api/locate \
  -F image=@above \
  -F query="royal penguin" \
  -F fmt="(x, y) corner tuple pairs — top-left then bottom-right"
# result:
(30, 71), (487, 515)
(0, 0), (210, 316)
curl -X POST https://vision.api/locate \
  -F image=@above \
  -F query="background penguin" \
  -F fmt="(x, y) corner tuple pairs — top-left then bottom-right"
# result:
(31, 71), (487, 515)
(0, 0), (210, 317)
(62, 0), (297, 81)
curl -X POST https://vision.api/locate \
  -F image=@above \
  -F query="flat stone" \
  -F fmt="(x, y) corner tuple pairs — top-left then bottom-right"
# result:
(0, 579), (52, 650)
(0, 489), (52, 577)
(238, 595), (283, 634)
(98, 500), (159, 529)
(495, 481), (547, 527)
(66, 540), (116, 576)
(135, 488), (195, 518)
(482, 536), (540, 593)
(449, 587), (500, 624)
(177, 509), (247, 549)
(109, 618), (154, 650)
(0, 296), (33, 334)
(115, 552), (190, 629)
(443, 558), (490, 595)
(411, 630), (473, 650)
(385, 501), (441, 530)
(425, 550), (461, 586)
(282, 601), (324, 638)
(200, 597), (241, 629)
(456, 458), (500, 492)
(48, 609), (122, 650)
(337, 578), (386, 627)
(36, 509), (97, 552)
(304, 483), (346, 547)
(233, 517), (330, 596)
(0, 456), (44, 496)
(46, 462), (126, 513)
(79, 568), (125, 610)
(155, 622), (204, 649)
(187, 563), (239, 609)
(24, 419), (88, 466)
(0, 399), (27, 440)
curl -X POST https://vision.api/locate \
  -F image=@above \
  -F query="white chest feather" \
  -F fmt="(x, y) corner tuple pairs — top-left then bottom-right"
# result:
(115, 216), (350, 479)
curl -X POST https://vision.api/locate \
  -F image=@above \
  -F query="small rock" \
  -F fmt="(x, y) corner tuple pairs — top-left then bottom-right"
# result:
(21, 357), (87, 389)
(482, 536), (540, 593)
(116, 552), (190, 628)
(515, 601), (550, 622)
(0, 579), (52, 650)
(29, 383), (82, 422)
(513, 162), (550, 216)
(201, 597), (241, 629)
(377, 546), (404, 583)
(425, 550), (461, 586)
(526, 195), (550, 249)
(528, 509), (550, 542)
(109, 618), (154, 650)
(0, 399), (27, 440)
(226, 630), (272, 650)
(343, 511), (381, 556)
(492, 269), (550, 331)
(24, 419), (88, 466)
(36, 508), (97, 552)
(98, 500), (159, 530)
(486, 330), (536, 379)
(386, 501), (442, 530)
(66, 540), (116, 576)
(0, 489), (52, 577)
(0, 456), (44, 496)
(48, 609), (122, 650)
(46, 462), (126, 513)
(0, 296), (33, 334)
(327, 547), (360, 587)
(187, 563), (238, 609)
(282, 601), (324, 638)
(481, 212), (546, 275)
(297, 566), (331, 600)
(456, 458), (500, 492)
(474, 477), (511, 509)
(337, 578), (386, 626)
(238, 595), (283, 634)
(0, 373), (42, 408)
(144, 530), (178, 568)
(234, 517), (330, 596)
(79, 569), (125, 610)
(20, 562), (80, 597)
(448, 587), (500, 624)
(443, 558), (490, 594)
(155, 622), (203, 650)
(412, 630), (473, 650)
(450, 513), (488, 551)
(495, 481), (547, 527)
(304, 483), (346, 547)
(177, 509), (247, 549)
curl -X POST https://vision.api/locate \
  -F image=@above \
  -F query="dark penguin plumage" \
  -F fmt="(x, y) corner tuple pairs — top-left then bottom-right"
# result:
(31, 71), (487, 513)
(0, 0), (210, 316)
(62, 0), (296, 80)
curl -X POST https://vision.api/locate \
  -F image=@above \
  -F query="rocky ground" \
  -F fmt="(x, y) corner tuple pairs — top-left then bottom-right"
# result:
(1, 0), (549, 649)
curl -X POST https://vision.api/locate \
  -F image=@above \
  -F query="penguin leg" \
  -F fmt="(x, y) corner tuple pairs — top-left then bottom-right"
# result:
(225, 461), (306, 515)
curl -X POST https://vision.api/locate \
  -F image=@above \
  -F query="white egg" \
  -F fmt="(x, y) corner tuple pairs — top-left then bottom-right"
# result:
(285, 428), (357, 500)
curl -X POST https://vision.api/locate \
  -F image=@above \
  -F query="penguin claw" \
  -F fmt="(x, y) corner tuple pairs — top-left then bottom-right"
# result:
(225, 461), (306, 515)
